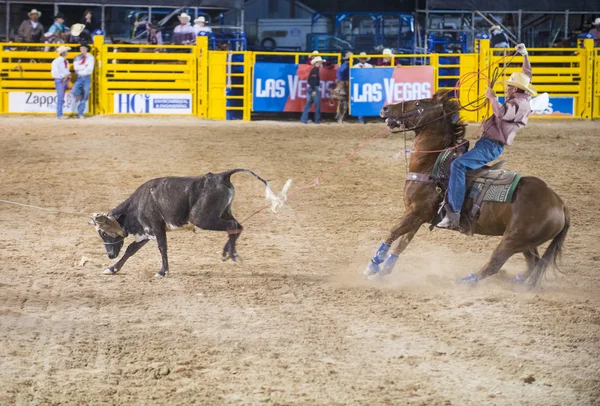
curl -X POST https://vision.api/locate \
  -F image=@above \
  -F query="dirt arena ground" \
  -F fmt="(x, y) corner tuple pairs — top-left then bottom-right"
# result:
(0, 116), (599, 405)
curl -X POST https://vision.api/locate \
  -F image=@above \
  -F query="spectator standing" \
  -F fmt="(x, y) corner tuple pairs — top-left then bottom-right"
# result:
(377, 48), (394, 66)
(354, 52), (373, 123)
(147, 23), (163, 46)
(71, 43), (94, 119)
(489, 25), (510, 48)
(300, 56), (323, 124)
(51, 46), (71, 119)
(173, 13), (195, 45)
(334, 51), (352, 123)
(81, 9), (94, 33)
(193, 16), (212, 36)
(17, 9), (44, 43)
(589, 18), (600, 47)
(70, 24), (92, 45)
(45, 13), (69, 42)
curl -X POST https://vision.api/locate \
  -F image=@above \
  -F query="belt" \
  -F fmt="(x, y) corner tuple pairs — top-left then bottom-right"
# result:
(482, 134), (505, 147)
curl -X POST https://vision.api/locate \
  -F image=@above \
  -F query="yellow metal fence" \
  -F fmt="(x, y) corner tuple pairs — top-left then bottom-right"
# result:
(0, 37), (598, 120)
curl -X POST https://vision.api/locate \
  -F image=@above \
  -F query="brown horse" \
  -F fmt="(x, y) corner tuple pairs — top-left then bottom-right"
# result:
(367, 90), (569, 287)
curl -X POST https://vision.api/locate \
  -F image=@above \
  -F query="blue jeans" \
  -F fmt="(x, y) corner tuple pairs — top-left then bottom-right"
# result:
(300, 86), (321, 123)
(447, 137), (504, 213)
(54, 78), (67, 117)
(71, 75), (91, 116)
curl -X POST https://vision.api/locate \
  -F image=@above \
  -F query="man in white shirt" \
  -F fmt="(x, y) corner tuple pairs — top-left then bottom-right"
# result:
(193, 16), (212, 37)
(51, 46), (71, 119)
(71, 43), (94, 118)
(173, 13), (195, 45)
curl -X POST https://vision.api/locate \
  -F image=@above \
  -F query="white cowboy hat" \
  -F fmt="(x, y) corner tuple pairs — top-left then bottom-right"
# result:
(382, 48), (393, 56)
(311, 50), (319, 55)
(593, 18), (600, 26)
(194, 16), (206, 23)
(56, 46), (71, 55)
(342, 51), (353, 60)
(311, 56), (323, 65)
(28, 9), (42, 17)
(498, 72), (537, 95)
(489, 25), (502, 32)
(178, 13), (191, 22)
(358, 51), (370, 61)
(70, 24), (85, 37)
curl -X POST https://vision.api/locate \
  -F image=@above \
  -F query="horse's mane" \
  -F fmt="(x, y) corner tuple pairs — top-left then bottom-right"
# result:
(436, 92), (466, 142)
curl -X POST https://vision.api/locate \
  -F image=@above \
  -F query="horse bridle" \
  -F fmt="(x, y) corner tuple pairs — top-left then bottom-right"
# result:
(386, 102), (447, 133)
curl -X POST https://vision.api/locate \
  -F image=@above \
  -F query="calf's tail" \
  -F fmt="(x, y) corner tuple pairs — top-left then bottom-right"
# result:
(222, 169), (292, 213)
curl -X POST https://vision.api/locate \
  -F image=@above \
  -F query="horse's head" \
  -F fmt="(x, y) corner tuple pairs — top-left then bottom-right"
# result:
(380, 90), (458, 131)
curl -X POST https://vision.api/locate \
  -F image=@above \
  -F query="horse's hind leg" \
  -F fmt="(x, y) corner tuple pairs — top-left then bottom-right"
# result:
(461, 239), (519, 284)
(512, 248), (540, 283)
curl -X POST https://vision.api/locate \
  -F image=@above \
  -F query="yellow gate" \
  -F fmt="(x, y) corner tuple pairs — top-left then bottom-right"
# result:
(206, 50), (252, 121)
(0, 42), (93, 115)
(97, 38), (197, 115)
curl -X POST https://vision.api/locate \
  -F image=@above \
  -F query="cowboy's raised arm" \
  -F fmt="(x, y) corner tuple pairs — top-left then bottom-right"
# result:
(515, 43), (531, 80)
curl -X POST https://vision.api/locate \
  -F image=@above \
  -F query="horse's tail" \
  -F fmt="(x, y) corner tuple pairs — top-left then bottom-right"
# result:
(527, 205), (570, 288)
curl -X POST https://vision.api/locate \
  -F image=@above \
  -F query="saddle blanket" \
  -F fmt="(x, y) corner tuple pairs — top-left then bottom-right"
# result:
(469, 170), (521, 203)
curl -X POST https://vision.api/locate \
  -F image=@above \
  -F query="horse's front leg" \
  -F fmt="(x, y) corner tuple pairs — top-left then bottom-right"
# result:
(364, 211), (425, 276)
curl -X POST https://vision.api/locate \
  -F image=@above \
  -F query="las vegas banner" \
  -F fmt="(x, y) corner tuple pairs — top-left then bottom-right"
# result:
(253, 63), (338, 113)
(349, 66), (435, 116)
(252, 63), (434, 116)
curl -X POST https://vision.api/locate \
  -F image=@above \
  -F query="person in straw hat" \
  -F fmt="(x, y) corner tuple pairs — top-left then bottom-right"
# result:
(438, 43), (534, 229)
(71, 42), (94, 119)
(334, 51), (353, 123)
(300, 56), (323, 124)
(589, 17), (600, 47)
(489, 24), (510, 48)
(354, 51), (373, 68)
(18, 9), (44, 42)
(70, 23), (92, 45)
(354, 52), (373, 123)
(193, 15), (212, 36)
(51, 46), (72, 119)
(173, 13), (195, 45)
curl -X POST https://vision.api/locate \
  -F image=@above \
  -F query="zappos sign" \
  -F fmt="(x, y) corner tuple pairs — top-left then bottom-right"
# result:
(113, 93), (192, 114)
(8, 92), (89, 113)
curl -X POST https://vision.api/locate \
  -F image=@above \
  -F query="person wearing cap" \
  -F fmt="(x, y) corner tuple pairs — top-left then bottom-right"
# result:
(589, 18), (600, 47)
(45, 12), (69, 41)
(334, 51), (352, 123)
(51, 46), (72, 119)
(18, 9), (44, 43)
(71, 43), (94, 119)
(438, 43), (534, 229)
(354, 52), (373, 124)
(173, 13), (195, 45)
(300, 56), (323, 124)
(489, 25), (510, 48)
(70, 23), (92, 45)
(377, 48), (394, 66)
(193, 16), (212, 36)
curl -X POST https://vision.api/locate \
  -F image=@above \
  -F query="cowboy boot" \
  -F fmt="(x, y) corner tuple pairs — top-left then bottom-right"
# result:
(437, 205), (460, 229)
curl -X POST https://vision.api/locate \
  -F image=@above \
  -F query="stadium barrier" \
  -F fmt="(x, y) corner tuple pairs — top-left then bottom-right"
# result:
(0, 42), (95, 115)
(0, 37), (597, 121)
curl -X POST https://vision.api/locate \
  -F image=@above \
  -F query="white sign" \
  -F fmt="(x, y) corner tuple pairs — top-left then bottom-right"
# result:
(113, 93), (192, 115)
(8, 92), (89, 113)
